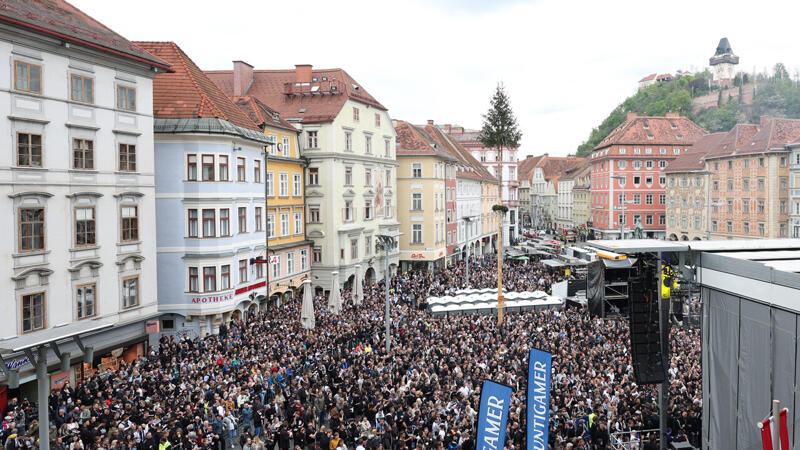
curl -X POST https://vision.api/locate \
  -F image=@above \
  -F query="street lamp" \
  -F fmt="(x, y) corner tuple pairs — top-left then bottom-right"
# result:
(463, 216), (473, 289)
(376, 231), (402, 352)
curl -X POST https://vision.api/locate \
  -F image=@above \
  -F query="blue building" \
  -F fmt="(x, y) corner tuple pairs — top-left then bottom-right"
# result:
(140, 42), (276, 336)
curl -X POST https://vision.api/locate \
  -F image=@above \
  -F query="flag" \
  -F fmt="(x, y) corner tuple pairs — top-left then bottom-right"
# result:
(527, 349), (552, 450)
(476, 380), (512, 450)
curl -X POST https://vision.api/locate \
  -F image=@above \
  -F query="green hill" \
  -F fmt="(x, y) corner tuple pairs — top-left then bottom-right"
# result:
(576, 64), (800, 157)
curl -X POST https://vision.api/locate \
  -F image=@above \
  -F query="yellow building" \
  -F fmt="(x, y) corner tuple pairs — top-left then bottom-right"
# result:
(394, 120), (458, 271)
(234, 97), (312, 303)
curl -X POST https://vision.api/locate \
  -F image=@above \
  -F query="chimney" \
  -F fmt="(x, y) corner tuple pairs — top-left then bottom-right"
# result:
(665, 112), (680, 118)
(427, 120), (434, 125)
(232, 61), (253, 97)
(444, 124), (452, 133)
(526, 155), (532, 159)
(627, 112), (638, 121)
(295, 64), (313, 84)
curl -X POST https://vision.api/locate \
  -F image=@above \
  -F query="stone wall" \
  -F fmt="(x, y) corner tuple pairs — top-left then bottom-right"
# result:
(690, 83), (758, 114)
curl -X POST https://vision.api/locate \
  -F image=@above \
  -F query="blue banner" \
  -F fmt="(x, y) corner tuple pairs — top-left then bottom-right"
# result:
(476, 380), (512, 450)
(527, 348), (552, 450)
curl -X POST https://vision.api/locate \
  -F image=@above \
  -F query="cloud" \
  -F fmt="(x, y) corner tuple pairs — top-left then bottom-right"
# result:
(74, 0), (800, 157)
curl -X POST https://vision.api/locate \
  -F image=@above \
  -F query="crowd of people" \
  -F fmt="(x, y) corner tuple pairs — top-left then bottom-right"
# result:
(0, 255), (701, 450)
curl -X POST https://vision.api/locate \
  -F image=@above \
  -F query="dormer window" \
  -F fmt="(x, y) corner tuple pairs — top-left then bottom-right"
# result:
(647, 135), (654, 140)
(676, 135), (683, 140)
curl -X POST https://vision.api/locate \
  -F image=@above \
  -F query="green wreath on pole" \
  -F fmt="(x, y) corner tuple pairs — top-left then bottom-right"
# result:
(492, 204), (508, 214)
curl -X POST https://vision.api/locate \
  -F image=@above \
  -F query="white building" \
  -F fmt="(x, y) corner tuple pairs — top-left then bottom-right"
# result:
(0, 1), (169, 392)
(207, 65), (399, 292)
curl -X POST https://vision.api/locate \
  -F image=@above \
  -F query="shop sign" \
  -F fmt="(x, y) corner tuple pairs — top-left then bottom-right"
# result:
(191, 291), (235, 304)
(410, 253), (426, 259)
(269, 255), (279, 264)
(5, 357), (30, 371)
(51, 371), (70, 389)
(145, 320), (160, 333)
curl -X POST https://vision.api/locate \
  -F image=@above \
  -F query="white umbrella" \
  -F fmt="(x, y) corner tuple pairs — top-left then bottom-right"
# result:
(353, 264), (363, 306)
(300, 279), (315, 330)
(328, 271), (342, 315)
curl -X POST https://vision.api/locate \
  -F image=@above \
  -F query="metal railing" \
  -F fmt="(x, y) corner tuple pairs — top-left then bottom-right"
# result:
(610, 429), (660, 450)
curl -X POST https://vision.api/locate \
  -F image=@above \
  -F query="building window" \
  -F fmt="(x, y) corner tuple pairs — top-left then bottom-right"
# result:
(14, 61), (41, 93)
(271, 256), (280, 279)
(309, 206), (320, 223)
(353, 107), (359, 121)
(221, 265), (230, 290)
(712, 180), (719, 191)
(202, 155), (215, 181)
(412, 163), (422, 178)
(412, 193), (423, 210)
(307, 131), (318, 148)
(758, 200), (765, 214)
(121, 206), (139, 242)
(669, 215), (676, 227)
(287, 252), (294, 275)
(255, 261), (264, 280)
(294, 211), (302, 234)
(385, 139), (391, 157)
(72, 139), (94, 169)
(712, 220), (718, 232)
(759, 157), (765, 167)
(119, 144), (136, 172)
(313, 247), (322, 264)
(219, 155), (229, 181)
(619, 214), (626, 225)
(364, 200), (372, 220)
(237, 158), (246, 181)
(203, 209), (217, 237)
(343, 201), (353, 222)
(345, 131), (352, 151)
(239, 259), (248, 283)
(727, 179), (733, 191)
(375, 113), (381, 127)
(728, 160), (733, 169)
(293, 173), (302, 196)
(780, 223), (787, 237)
(743, 222), (750, 234)
(694, 216), (701, 230)
(645, 160), (653, 169)
(300, 249), (308, 271)
(266, 172), (274, 196)
(780, 199), (787, 214)
(617, 160), (627, 169)
(364, 236), (372, 256)
(76, 283), (96, 319)
(633, 176), (641, 185)
(385, 198), (393, 218)
(116, 85), (136, 111)
(633, 194), (641, 205)
(187, 155), (197, 180)
(309, 168), (319, 185)
(17, 133), (42, 168)
(743, 178), (750, 190)
(255, 207), (263, 231)
(633, 160), (642, 169)
(412, 224), (423, 244)
(365, 135), (372, 154)
(267, 213), (275, 237)
(386, 169), (392, 186)
(781, 177), (788, 190)
(743, 200), (750, 214)
(188, 209), (198, 237)
(282, 136), (291, 155)
(21, 292), (45, 332)
(342, 168), (354, 187)
(220, 209), (230, 236)
(726, 221), (733, 233)
(70, 74), (94, 103)
(254, 160), (262, 183)
(645, 194), (653, 205)
(744, 158), (750, 168)
(279, 173), (289, 196)
(645, 176), (653, 185)
(659, 160), (667, 169)
(203, 267), (216, 292)
(646, 214), (653, 225)
(280, 212), (289, 236)
(659, 215), (665, 226)
(681, 216), (687, 228)
(727, 200), (733, 213)
(365, 168), (372, 187)
(758, 223), (765, 236)
(238, 207), (247, 233)
(120, 275), (138, 308)
(75, 207), (96, 246)
(659, 194), (666, 205)
(669, 178), (675, 187)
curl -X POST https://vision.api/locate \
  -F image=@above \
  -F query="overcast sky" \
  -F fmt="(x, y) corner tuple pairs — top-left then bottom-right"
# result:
(76, 0), (800, 157)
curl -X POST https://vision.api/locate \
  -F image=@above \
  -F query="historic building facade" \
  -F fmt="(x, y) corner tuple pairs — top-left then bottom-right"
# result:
(207, 64), (399, 292)
(590, 113), (706, 239)
(0, 2), (169, 390)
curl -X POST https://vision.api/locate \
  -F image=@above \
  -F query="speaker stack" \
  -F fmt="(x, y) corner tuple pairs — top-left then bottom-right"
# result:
(628, 274), (666, 385)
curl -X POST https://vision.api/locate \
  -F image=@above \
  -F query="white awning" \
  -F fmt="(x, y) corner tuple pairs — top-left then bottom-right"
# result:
(0, 320), (114, 353)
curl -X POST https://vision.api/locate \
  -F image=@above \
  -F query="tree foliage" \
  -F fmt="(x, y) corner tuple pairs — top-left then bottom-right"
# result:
(576, 67), (800, 156)
(479, 83), (522, 152)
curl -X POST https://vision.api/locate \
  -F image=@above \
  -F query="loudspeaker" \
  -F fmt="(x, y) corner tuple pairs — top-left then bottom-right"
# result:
(629, 275), (666, 384)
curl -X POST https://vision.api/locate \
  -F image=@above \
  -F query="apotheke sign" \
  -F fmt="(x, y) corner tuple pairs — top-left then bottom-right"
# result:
(191, 291), (235, 304)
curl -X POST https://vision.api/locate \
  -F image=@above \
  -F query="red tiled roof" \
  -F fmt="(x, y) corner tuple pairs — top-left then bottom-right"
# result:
(702, 118), (800, 160)
(394, 120), (456, 161)
(205, 67), (386, 124)
(424, 124), (497, 183)
(639, 73), (657, 82)
(232, 96), (298, 133)
(704, 124), (758, 159)
(535, 156), (580, 182)
(133, 42), (261, 132)
(0, 0), (168, 69)
(595, 114), (707, 150)
(517, 154), (545, 181)
(657, 74), (673, 80)
(665, 132), (727, 173)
